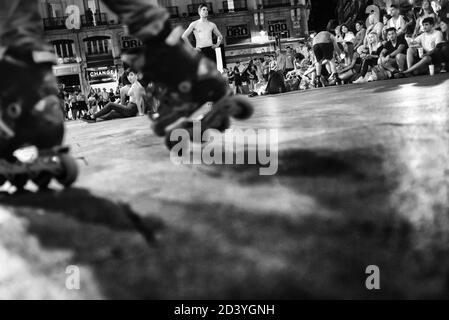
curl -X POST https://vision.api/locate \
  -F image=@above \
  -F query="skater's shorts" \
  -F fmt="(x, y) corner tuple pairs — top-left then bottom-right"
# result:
(313, 43), (334, 62)
(199, 46), (217, 64)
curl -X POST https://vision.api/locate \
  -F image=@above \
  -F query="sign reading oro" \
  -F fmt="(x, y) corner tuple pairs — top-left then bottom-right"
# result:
(268, 20), (290, 38)
(120, 35), (144, 52)
(226, 24), (251, 45)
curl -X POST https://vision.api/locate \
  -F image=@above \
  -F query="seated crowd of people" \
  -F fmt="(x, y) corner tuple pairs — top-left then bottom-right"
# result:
(59, 69), (147, 122)
(225, 1), (449, 96)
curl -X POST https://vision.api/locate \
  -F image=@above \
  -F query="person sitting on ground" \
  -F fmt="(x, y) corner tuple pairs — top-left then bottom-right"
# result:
(404, 5), (418, 44)
(81, 70), (143, 123)
(403, 17), (444, 75)
(365, 8), (384, 44)
(340, 24), (356, 65)
(312, 21), (342, 88)
(354, 32), (384, 83)
(354, 21), (367, 51)
(415, 0), (437, 36)
(401, 17), (449, 76)
(378, 27), (408, 74)
(286, 53), (306, 79)
(285, 53), (306, 91)
(388, 5), (407, 36)
(335, 48), (363, 84)
(381, 13), (393, 42)
(297, 41), (310, 60)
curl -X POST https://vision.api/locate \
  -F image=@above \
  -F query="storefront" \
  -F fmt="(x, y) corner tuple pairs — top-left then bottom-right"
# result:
(224, 37), (305, 65)
(225, 42), (276, 65)
(86, 66), (118, 91)
(119, 34), (144, 53)
(53, 63), (82, 93)
(268, 19), (290, 39)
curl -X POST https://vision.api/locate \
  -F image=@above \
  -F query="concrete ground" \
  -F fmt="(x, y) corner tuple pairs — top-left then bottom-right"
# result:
(1, 74), (449, 299)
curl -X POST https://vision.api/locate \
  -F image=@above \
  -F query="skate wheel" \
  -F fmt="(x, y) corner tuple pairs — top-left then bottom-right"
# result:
(227, 96), (254, 120)
(32, 173), (52, 190)
(55, 154), (78, 187)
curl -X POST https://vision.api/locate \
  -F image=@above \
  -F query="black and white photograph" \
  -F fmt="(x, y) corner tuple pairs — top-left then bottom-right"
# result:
(1, 0), (449, 305)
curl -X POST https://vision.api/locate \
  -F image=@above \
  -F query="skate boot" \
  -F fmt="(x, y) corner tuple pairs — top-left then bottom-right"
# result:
(0, 46), (78, 191)
(314, 76), (324, 88)
(122, 22), (253, 150)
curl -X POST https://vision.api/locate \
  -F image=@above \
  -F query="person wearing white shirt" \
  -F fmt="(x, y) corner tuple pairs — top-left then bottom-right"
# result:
(388, 5), (407, 35)
(407, 16), (443, 73)
(414, 0), (437, 36)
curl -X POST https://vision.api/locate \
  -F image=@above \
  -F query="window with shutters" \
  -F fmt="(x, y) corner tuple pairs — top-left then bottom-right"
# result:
(84, 36), (112, 57)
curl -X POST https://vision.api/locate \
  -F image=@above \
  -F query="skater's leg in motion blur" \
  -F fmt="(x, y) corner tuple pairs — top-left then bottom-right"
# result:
(0, 0), (64, 153)
(0, 0), (52, 52)
(100, 0), (169, 41)
(315, 61), (323, 78)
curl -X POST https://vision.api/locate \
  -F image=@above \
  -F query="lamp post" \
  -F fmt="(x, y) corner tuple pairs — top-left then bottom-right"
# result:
(72, 29), (86, 95)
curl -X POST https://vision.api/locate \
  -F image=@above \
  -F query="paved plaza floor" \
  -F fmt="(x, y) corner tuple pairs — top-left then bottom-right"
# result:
(1, 74), (449, 299)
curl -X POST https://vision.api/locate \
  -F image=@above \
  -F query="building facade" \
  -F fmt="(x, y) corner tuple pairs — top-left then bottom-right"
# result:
(38, 0), (311, 94)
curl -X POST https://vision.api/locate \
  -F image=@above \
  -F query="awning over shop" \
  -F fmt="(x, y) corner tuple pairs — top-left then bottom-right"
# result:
(86, 57), (115, 68)
(52, 63), (81, 77)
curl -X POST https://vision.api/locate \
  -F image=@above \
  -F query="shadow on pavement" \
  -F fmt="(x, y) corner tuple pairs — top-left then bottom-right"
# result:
(193, 147), (449, 298)
(0, 188), (171, 299)
(0, 188), (164, 241)
(1, 145), (449, 298)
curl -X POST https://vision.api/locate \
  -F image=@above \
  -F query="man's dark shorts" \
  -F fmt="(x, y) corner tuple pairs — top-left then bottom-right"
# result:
(200, 46), (217, 63)
(313, 43), (334, 62)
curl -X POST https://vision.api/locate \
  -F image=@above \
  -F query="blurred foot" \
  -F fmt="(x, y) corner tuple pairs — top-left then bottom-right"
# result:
(80, 115), (96, 123)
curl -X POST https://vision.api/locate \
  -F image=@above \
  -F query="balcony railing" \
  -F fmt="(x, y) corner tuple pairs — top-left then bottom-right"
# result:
(81, 13), (109, 27)
(43, 16), (68, 30)
(44, 13), (108, 30)
(262, 0), (291, 8)
(166, 6), (179, 18)
(188, 2), (213, 16)
(222, 0), (248, 12)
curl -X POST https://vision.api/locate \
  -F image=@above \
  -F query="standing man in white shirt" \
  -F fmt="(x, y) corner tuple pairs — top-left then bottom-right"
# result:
(182, 4), (223, 65)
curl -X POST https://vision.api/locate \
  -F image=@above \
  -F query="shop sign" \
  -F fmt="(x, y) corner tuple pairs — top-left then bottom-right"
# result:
(268, 20), (290, 38)
(226, 24), (251, 45)
(87, 67), (117, 84)
(53, 64), (80, 76)
(120, 36), (144, 51)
